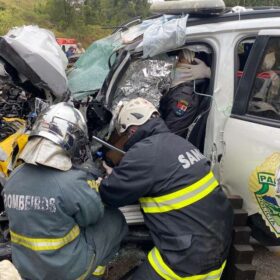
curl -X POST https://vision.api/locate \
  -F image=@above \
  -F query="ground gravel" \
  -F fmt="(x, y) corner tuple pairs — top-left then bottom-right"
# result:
(253, 244), (280, 280)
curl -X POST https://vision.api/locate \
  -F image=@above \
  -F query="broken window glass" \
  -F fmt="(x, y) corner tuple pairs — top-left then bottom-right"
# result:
(68, 33), (122, 100)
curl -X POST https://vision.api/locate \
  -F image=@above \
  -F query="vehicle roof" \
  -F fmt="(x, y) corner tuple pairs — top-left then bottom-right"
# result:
(119, 8), (280, 39)
(176, 8), (280, 37)
(186, 8), (280, 27)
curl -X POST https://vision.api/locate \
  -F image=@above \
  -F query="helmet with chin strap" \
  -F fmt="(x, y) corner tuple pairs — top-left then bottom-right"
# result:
(116, 98), (159, 134)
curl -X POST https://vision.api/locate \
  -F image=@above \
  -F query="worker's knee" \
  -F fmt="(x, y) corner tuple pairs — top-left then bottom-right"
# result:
(86, 207), (128, 249)
(103, 207), (128, 238)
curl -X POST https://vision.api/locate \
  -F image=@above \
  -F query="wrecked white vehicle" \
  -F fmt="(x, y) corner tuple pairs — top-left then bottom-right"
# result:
(0, 26), (68, 257)
(0, 25), (68, 180)
(68, 1), (280, 248)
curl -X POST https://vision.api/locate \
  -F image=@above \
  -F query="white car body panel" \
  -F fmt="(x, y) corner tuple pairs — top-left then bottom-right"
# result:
(92, 12), (280, 239)
(184, 18), (280, 160)
(182, 17), (280, 221)
(220, 119), (280, 215)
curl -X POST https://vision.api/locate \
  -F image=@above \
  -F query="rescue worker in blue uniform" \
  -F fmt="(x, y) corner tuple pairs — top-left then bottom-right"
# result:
(160, 49), (211, 138)
(100, 98), (234, 280)
(4, 103), (127, 280)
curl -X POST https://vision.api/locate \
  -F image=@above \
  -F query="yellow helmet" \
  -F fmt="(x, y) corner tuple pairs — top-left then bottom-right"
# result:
(116, 98), (158, 134)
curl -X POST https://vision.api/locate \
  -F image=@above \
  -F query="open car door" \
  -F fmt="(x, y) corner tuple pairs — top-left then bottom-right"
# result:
(221, 30), (280, 244)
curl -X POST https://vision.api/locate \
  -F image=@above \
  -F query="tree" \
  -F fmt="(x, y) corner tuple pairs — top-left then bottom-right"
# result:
(84, 0), (150, 26)
(45, 0), (74, 28)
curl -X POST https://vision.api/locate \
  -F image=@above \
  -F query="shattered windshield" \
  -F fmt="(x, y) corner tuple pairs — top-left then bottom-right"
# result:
(68, 33), (122, 100)
(68, 14), (188, 101)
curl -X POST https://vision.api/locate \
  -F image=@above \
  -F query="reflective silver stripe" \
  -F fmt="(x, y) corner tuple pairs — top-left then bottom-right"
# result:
(140, 172), (218, 213)
(10, 225), (80, 251)
(149, 247), (173, 280)
(141, 177), (216, 208)
(148, 247), (226, 280)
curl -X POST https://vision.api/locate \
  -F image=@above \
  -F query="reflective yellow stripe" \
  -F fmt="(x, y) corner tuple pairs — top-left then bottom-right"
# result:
(76, 253), (96, 280)
(10, 225), (80, 251)
(92, 265), (106, 276)
(139, 172), (218, 213)
(148, 247), (226, 280)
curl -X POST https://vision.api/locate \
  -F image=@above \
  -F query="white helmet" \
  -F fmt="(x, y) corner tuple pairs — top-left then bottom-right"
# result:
(116, 98), (158, 134)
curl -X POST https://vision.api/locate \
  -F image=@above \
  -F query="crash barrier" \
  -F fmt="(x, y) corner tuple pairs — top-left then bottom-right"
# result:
(119, 195), (256, 280)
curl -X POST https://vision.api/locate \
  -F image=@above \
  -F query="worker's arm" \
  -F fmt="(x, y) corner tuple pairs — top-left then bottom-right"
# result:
(59, 170), (104, 227)
(100, 139), (155, 207)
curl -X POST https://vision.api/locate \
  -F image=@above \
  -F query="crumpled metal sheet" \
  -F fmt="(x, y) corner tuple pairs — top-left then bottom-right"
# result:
(0, 25), (68, 99)
(111, 55), (176, 110)
(142, 15), (188, 58)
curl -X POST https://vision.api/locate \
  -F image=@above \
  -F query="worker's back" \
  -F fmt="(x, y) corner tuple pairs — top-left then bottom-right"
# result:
(4, 163), (103, 280)
(101, 117), (234, 277)
(139, 119), (234, 275)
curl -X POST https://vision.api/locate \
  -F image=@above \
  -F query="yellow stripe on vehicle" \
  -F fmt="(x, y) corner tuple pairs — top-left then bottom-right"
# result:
(148, 247), (226, 280)
(139, 172), (218, 213)
(10, 225), (80, 251)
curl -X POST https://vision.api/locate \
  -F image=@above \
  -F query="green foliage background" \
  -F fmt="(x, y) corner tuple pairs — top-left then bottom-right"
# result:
(0, 0), (150, 45)
(0, 0), (280, 46)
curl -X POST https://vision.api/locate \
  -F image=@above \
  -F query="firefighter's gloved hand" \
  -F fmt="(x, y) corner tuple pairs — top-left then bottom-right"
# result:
(184, 58), (211, 81)
(103, 161), (113, 176)
(87, 178), (102, 192)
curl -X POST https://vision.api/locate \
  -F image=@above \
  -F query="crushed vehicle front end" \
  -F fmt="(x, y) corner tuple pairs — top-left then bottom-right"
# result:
(0, 26), (69, 257)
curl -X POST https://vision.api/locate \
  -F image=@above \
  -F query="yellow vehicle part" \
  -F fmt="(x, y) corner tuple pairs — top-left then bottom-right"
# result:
(0, 118), (28, 177)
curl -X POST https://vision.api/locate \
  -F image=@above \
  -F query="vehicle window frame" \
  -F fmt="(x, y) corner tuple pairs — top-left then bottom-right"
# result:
(102, 41), (216, 111)
(183, 41), (216, 98)
(98, 49), (131, 106)
(231, 35), (280, 128)
(234, 36), (256, 95)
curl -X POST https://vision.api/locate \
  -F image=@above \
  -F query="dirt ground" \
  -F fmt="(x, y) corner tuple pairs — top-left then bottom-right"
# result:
(104, 246), (146, 280)
(253, 245), (280, 280)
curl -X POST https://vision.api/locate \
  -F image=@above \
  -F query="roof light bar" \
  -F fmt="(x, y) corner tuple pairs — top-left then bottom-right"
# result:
(150, 0), (226, 15)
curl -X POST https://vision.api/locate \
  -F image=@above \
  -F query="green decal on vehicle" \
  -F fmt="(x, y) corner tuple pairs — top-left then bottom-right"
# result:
(249, 153), (280, 238)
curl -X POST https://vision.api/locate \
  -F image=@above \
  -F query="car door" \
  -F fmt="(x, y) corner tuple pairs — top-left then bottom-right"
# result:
(221, 30), (280, 240)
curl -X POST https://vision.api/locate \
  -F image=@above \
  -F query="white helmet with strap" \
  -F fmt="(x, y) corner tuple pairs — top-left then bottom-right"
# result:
(116, 98), (159, 134)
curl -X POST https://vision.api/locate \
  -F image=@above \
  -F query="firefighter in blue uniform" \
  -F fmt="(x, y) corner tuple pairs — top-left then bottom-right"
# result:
(100, 98), (234, 280)
(4, 103), (127, 280)
(160, 49), (211, 138)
